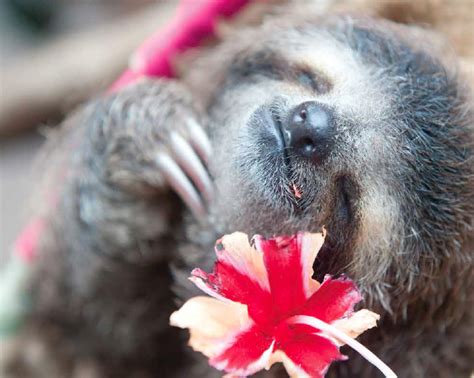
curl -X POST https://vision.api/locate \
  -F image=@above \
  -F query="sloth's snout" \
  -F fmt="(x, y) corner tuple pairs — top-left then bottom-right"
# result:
(283, 101), (335, 164)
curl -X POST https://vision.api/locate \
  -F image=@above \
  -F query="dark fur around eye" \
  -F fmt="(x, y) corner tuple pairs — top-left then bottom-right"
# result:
(226, 49), (332, 94)
(296, 69), (332, 94)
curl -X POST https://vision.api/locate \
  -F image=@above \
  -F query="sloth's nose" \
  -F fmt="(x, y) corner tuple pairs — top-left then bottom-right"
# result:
(285, 101), (335, 164)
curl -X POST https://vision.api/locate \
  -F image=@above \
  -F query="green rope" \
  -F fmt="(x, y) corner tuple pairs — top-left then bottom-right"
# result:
(0, 254), (31, 339)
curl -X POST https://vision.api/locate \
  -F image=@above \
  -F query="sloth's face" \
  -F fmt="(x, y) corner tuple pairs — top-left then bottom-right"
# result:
(205, 19), (471, 283)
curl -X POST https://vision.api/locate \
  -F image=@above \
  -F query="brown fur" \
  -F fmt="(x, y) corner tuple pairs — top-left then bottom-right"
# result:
(2, 2), (473, 377)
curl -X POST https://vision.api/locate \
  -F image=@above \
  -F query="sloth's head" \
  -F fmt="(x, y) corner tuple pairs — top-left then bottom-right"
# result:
(195, 15), (473, 312)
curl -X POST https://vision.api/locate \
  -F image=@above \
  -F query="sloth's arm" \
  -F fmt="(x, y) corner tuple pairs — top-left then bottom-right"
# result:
(29, 80), (210, 369)
(45, 79), (211, 264)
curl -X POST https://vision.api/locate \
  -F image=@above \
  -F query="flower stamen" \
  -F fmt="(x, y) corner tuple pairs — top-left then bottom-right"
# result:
(290, 315), (397, 378)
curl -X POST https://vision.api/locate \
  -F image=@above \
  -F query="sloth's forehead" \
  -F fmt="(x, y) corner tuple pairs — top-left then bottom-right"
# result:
(227, 29), (394, 127)
(284, 36), (393, 123)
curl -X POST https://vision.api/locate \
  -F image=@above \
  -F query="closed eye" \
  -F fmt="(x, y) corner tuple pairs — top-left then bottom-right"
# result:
(296, 69), (332, 94)
(228, 49), (332, 94)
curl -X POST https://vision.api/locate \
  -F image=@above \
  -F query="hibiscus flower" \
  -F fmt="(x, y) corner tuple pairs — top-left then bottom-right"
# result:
(170, 232), (396, 377)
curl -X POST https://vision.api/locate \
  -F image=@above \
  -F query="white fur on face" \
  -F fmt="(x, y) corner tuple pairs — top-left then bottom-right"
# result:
(276, 31), (404, 272)
(210, 30), (405, 301)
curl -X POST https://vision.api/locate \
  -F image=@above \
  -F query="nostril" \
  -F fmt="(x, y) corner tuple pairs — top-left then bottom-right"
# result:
(285, 101), (335, 164)
(298, 137), (317, 156)
(292, 108), (307, 124)
(299, 109), (307, 121)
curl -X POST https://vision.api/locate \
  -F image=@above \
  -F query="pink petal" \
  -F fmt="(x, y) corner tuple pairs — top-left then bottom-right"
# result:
(299, 232), (325, 297)
(275, 327), (345, 378)
(216, 232), (270, 292)
(266, 350), (310, 378)
(300, 275), (362, 323)
(331, 309), (380, 341)
(190, 262), (273, 324)
(210, 325), (275, 376)
(290, 315), (395, 378)
(255, 232), (324, 318)
(170, 296), (250, 358)
(189, 234), (272, 318)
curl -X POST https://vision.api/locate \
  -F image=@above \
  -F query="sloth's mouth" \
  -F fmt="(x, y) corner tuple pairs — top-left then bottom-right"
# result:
(239, 105), (359, 270)
(270, 107), (291, 170)
(246, 104), (357, 234)
(268, 105), (300, 203)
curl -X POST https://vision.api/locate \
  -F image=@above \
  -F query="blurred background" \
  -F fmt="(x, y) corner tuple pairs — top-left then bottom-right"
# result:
(0, 0), (178, 259)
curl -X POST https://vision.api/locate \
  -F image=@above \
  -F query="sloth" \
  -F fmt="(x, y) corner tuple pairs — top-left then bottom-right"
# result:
(4, 11), (473, 378)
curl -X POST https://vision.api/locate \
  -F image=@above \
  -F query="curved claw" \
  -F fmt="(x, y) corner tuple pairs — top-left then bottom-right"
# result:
(170, 132), (214, 204)
(155, 152), (206, 218)
(186, 118), (212, 164)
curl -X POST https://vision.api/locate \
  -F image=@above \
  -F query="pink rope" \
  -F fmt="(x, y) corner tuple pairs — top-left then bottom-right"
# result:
(13, 218), (44, 262)
(109, 0), (252, 92)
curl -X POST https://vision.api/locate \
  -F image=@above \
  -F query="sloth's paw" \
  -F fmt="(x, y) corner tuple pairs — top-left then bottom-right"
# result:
(98, 80), (213, 218)
(153, 117), (213, 218)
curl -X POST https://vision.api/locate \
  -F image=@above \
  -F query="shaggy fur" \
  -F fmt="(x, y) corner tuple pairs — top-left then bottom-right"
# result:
(3, 4), (473, 378)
